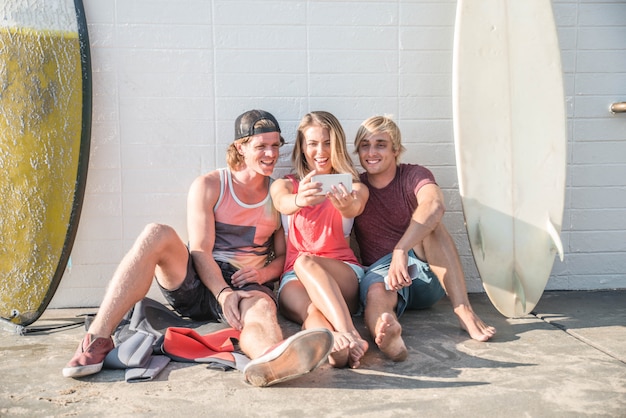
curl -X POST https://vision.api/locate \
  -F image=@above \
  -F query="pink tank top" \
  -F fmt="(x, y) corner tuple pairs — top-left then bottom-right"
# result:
(282, 175), (359, 275)
(213, 168), (280, 270)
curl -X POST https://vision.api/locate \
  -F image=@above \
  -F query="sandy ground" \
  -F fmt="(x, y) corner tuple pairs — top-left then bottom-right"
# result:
(1, 291), (625, 417)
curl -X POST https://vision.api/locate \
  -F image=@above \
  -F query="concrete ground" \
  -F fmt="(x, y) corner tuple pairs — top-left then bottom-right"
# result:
(1, 290), (624, 417)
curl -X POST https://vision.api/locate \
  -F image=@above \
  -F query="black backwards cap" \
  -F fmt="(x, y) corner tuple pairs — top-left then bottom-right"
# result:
(234, 109), (282, 140)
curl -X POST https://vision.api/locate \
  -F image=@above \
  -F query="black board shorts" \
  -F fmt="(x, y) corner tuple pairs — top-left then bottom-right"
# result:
(158, 251), (277, 321)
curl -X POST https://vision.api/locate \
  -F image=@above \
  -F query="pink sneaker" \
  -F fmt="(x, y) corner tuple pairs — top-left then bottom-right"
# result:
(62, 334), (114, 378)
(244, 328), (333, 387)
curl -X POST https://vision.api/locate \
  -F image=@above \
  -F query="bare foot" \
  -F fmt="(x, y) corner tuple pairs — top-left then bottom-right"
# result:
(348, 340), (368, 369)
(328, 332), (350, 368)
(374, 312), (407, 362)
(338, 331), (368, 369)
(454, 304), (496, 342)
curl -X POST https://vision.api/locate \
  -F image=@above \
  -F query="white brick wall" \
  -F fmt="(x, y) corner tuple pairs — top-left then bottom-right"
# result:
(50, 0), (626, 308)
(556, 0), (626, 291)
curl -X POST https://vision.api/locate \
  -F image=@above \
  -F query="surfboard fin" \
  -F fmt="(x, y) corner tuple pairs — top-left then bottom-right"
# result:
(0, 317), (26, 335)
(546, 218), (564, 262)
(475, 220), (485, 260)
(512, 270), (527, 316)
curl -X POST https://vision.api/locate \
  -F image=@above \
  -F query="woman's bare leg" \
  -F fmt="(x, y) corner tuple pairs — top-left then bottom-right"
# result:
(293, 256), (368, 368)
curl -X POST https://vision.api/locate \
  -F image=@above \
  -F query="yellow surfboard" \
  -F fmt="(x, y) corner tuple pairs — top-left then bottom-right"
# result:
(0, 0), (91, 328)
(452, 0), (566, 317)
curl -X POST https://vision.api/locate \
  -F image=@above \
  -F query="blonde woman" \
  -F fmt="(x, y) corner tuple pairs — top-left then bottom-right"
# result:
(270, 111), (369, 368)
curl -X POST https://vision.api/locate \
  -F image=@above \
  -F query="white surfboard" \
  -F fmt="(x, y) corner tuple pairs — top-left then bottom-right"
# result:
(452, 0), (567, 317)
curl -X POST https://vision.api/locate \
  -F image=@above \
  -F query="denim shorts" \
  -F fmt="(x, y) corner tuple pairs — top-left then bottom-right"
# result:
(360, 250), (445, 317)
(158, 251), (277, 321)
(277, 262), (365, 298)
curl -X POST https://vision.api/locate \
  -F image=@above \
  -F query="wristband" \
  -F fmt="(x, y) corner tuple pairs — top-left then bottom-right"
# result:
(294, 193), (304, 208)
(215, 286), (230, 302)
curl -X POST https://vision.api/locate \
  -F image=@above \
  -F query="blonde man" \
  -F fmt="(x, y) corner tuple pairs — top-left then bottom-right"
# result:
(353, 115), (496, 362)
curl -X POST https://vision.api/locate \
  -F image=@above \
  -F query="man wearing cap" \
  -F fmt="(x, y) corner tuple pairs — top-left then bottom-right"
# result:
(63, 110), (333, 387)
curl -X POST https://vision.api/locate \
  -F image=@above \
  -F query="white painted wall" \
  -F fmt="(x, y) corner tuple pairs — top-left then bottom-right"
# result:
(50, 0), (626, 308)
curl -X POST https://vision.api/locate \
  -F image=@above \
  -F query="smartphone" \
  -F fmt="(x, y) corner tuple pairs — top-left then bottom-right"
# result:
(311, 173), (352, 195)
(384, 264), (419, 290)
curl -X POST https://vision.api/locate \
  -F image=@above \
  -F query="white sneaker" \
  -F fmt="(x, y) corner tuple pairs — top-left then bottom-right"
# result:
(244, 328), (333, 387)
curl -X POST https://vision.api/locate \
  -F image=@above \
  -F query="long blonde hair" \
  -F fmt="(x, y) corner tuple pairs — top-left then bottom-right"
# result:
(291, 111), (359, 181)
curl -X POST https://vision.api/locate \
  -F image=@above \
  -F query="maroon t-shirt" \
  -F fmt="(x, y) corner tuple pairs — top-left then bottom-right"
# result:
(354, 164), (437, 266)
